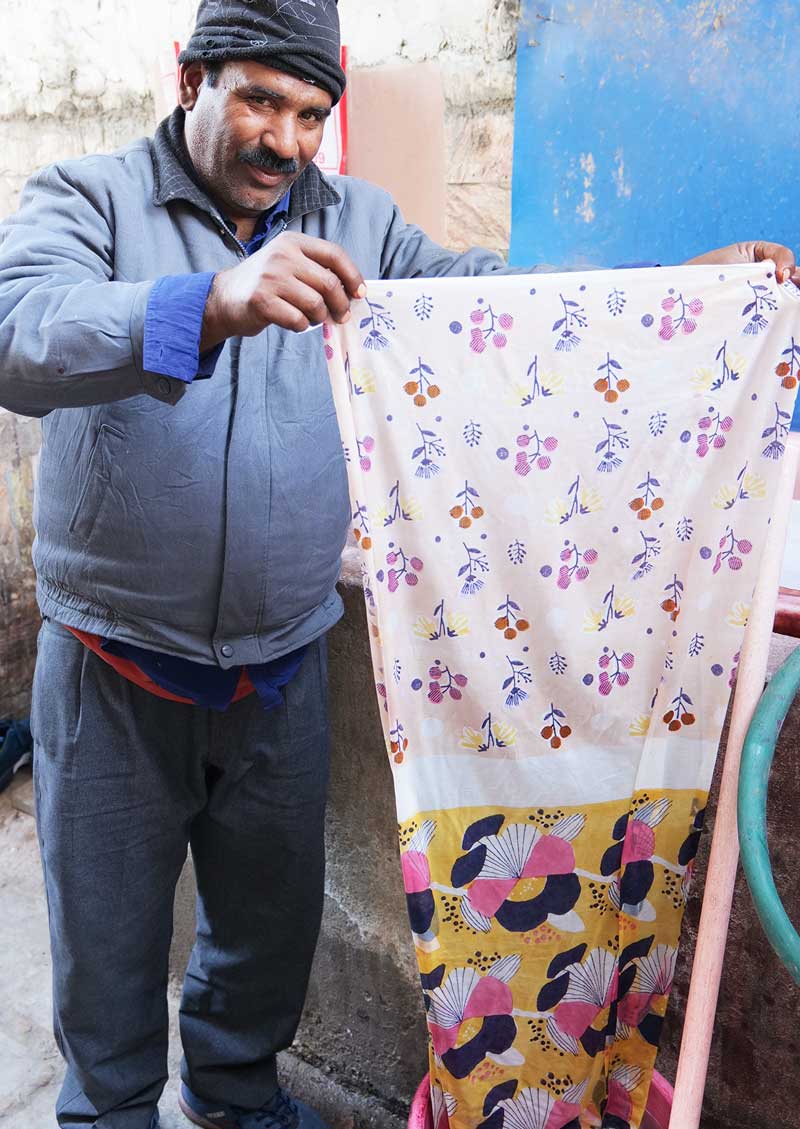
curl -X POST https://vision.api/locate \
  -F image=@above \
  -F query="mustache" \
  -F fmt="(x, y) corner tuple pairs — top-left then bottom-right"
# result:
(238, 147), (299, 175)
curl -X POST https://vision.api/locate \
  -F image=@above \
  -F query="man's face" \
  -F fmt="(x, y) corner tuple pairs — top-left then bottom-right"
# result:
(180, 60), (332, 221)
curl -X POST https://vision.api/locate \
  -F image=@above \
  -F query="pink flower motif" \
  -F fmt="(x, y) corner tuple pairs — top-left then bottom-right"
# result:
(498, 312), (514, 329)
(659, 316), (676, 341)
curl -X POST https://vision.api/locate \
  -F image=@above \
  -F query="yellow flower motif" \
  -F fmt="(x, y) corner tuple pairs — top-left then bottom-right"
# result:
(350, 368), (376, 394)
(543, 371), (565, 395)
(510, 370), (565, 407)
(615, 595), (635, 618)
(446, 613), (470, 636)
(459, 727), (483, 751)
(713, 484), (737, 510)
(743, 472), (766, 499)
(580, 485), (603, 513)
(583, 609), (603, 633)
(493, 721), (517, 748)
(629, 715), (650, 737)
(545, 499), (569, 526)
(459, 721), (516, 751)
(582, 594), (635, 633)
(727, 601), (750, 628)
(691, 366), (715, 393)
(413, 616), (437, 640)
(413, 613), (469, 640)
(403, 497), (423, 522)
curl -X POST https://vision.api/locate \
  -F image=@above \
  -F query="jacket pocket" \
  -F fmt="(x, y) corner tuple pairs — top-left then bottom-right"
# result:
(67, 423), (125, 543)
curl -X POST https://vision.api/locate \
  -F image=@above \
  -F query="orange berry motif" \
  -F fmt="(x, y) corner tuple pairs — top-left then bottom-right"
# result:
(660, 573), (683, 621)
(594, 351), (631, 401)
(663, 687), (695, 731)
(540, 703), (570, 749)
(629, 470), (663, 521)
(389, 721), (408, 765)
(494, 595), (530, 640)
(449, 480), (484, 527)
(776, 342), (800, 389)
(404, 355), (440, 407)
(352, 502), (371, 552)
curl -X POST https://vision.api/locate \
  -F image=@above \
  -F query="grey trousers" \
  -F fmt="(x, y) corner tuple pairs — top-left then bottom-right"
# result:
(32, 620), (330, 1128)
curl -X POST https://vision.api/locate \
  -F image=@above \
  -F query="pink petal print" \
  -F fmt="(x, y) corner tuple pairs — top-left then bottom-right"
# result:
(429, 1022), (461, 1057)
(554, 1001), (601, 1038)
(462, 976), (514, 1020)
(523, 835), (575, 877)
(469, 878), (517, 917)
(687, 298), (704, 315)
(622, 820), (656, 864)
(401, 850), (431, 894)
(618, 990), (656, 1028)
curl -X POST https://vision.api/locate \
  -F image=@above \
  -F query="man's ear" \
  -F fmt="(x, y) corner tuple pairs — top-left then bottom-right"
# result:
(178, 63), (206, 112)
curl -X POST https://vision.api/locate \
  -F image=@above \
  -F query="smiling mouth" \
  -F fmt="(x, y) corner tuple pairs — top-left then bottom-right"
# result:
(245, 165), (289, 186)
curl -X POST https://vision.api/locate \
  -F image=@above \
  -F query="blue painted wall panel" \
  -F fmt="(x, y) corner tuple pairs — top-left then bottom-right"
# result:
(510, 1), (799, 271)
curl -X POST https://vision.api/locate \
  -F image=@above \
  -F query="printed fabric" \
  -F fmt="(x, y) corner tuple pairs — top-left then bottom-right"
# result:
(323, 264), (799, 1129)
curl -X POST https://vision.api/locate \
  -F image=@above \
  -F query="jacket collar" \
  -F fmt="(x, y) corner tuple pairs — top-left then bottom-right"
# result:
(150, 107), (341, 223)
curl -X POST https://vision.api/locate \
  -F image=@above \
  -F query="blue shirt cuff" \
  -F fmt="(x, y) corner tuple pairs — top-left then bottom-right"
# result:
(143, 272), (218, 383)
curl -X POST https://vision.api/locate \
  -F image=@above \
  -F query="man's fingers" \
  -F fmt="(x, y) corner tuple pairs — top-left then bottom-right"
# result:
(295, 235), (366, 299)
(755, 241), (797, 284)
(277, 278), (342, 328)
(294, 258), (352, 323)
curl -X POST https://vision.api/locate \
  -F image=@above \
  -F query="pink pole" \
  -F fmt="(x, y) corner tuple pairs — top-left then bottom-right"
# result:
(668, 433), (800, 1128)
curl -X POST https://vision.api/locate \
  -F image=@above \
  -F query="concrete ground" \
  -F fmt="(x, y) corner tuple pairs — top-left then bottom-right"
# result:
(0, 765), (404, 1129)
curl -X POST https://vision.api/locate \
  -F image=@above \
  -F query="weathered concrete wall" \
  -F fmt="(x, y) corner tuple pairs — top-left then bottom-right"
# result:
(0, 0), (518, 249)
(0, 413), (40, 716)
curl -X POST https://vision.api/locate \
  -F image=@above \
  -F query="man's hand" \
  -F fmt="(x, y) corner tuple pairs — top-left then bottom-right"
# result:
(200, 232), (366, 352)
(685, 241), (799, 287)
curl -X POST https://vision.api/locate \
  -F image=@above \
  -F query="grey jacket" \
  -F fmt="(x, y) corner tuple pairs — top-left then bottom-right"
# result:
(0, 110), (526, 667)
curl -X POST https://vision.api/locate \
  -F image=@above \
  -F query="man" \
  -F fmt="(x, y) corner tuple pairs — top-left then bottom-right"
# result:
(0, 2), (795, 1127)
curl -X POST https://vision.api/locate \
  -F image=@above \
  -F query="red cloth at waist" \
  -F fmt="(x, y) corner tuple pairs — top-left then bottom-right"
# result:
(65, 627), (255, 705)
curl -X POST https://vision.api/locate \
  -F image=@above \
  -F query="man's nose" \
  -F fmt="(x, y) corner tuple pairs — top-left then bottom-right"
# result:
(261, 116), (299, 161)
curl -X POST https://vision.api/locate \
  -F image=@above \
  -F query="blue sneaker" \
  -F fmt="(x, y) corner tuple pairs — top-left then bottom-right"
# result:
(0, 718), (32, 793)
(178, 1083), (329, 1129)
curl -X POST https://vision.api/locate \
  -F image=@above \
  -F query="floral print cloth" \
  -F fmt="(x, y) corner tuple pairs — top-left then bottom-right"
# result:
(323, 264), (799, 1129)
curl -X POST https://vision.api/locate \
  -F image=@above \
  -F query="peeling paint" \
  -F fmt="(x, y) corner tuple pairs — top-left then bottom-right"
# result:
(576, 190), (595, 224)
(612, 147), (632, 199)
